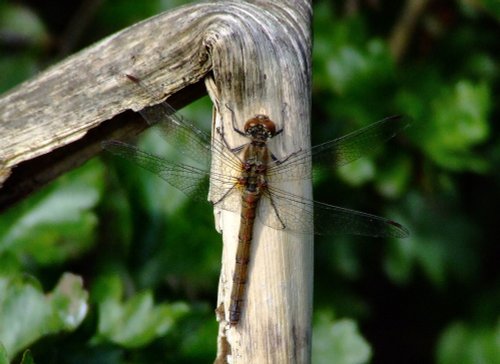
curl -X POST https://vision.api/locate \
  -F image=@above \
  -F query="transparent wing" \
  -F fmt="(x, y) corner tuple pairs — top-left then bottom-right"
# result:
(123, 74), (243, 173)
(108, 75), (409, 238)
(138, 102), (212, 166)
(102, 140), (242, 214)
(257, 184), (409, 238)
(267, 115), (410, 182)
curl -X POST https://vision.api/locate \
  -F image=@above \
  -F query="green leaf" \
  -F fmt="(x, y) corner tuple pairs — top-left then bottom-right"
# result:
(313, 311), (372, 364)
(313, 4), (393, 94)
(436, 321), (500, 364)
(384, 233), (418, 284)
(384, 192), (479, 286)
(426, 80), (491, 171)
(20, 350), (35, 364)
(375, 155), (412, 198)
(178, 318), (218, 361)
(0, 3), (49, 91)
(0, 160), (104, 266)
(0, 273), (88, 360)
(93, 274), (190, 348)
(337, 158), (375, 187)
(0, 342), (8, 364)
(0, 4), (48, 45)
(482, 0), (500, 20)
(50, 273), (90, 330)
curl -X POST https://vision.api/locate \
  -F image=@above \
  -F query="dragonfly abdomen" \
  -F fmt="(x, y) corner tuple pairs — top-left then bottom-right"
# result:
(228, 192), (262, 325)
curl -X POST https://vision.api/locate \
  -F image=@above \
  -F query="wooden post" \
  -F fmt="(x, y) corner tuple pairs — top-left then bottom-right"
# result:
(0, 1), (313, 362)
(205, 2), (313, 362)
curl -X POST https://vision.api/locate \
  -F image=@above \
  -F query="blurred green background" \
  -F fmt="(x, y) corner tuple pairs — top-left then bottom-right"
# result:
(0, 0), (499, 363)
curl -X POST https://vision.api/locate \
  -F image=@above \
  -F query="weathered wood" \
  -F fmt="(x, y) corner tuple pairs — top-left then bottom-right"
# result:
(0, 0), (313, 362)
(0, 2), (212, 210)
(206, 1), (313, 363)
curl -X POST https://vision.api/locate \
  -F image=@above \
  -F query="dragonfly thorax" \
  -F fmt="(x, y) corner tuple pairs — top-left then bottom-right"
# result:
(244, 115), (277, 141)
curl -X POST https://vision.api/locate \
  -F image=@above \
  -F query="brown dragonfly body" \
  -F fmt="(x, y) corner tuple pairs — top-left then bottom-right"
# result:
(103, 75), (409, 326)
(228, 115), (278, 324)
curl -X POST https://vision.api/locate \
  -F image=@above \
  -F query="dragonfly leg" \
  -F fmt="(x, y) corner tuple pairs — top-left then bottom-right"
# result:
(224, 103), (246, 136)
(264, 190), (286, 230)
(215, 127), (246, 154)
(273, 103), (288, 136)
(212, 184), (238, 206)
(272, 148), (303, 165)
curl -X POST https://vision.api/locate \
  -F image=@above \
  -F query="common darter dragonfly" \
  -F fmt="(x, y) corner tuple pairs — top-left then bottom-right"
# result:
(102, 75), (409, 325)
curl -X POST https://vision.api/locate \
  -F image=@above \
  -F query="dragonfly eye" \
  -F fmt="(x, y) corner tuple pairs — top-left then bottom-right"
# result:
(244, 115), (277, 138)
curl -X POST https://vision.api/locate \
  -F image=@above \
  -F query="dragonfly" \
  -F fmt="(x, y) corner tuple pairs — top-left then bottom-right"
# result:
(102, 75), (409, 325)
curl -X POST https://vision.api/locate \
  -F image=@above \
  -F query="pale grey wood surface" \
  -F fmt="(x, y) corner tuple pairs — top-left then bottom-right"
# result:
(0, 1), (312, 362)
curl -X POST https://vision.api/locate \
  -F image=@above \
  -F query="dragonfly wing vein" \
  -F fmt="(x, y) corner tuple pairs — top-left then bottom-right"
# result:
(265, 185), (409, 238)
(140, 103), (244, 173)
(103, 140), (243, 212)
(140, 104), (212, 166)
(266, 115), (409, 182)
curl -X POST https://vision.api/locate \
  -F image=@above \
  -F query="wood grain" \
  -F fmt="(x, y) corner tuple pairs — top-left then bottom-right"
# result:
(0, 2), (213, 209)
(205, 2), (313, 363)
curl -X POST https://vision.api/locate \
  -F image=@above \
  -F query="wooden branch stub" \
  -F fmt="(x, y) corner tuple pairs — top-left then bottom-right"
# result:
(0, 2), (215, 210)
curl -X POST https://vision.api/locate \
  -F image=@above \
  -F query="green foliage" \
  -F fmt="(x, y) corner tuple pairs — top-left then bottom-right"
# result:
(0, 5), (47, 45)
(0, 273), (88, 360)
(92, 273), (189, 348)
(398, 79), (491, 172)
(0, 159), (103, 267)
(383, 191), (479, 287)
(436, 321), (500, 364)
(0, 3), (48, 91)
(313, 311), (371, 364)
(313, 3), (397, 122)
(19, 351), (35, 364)
(0, 348), (36, 364)
(0, 343), (8, 364)
(1, 0), (499, 363)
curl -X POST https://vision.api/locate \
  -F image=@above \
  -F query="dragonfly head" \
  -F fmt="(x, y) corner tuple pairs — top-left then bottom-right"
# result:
(244, 115), (277, 141)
